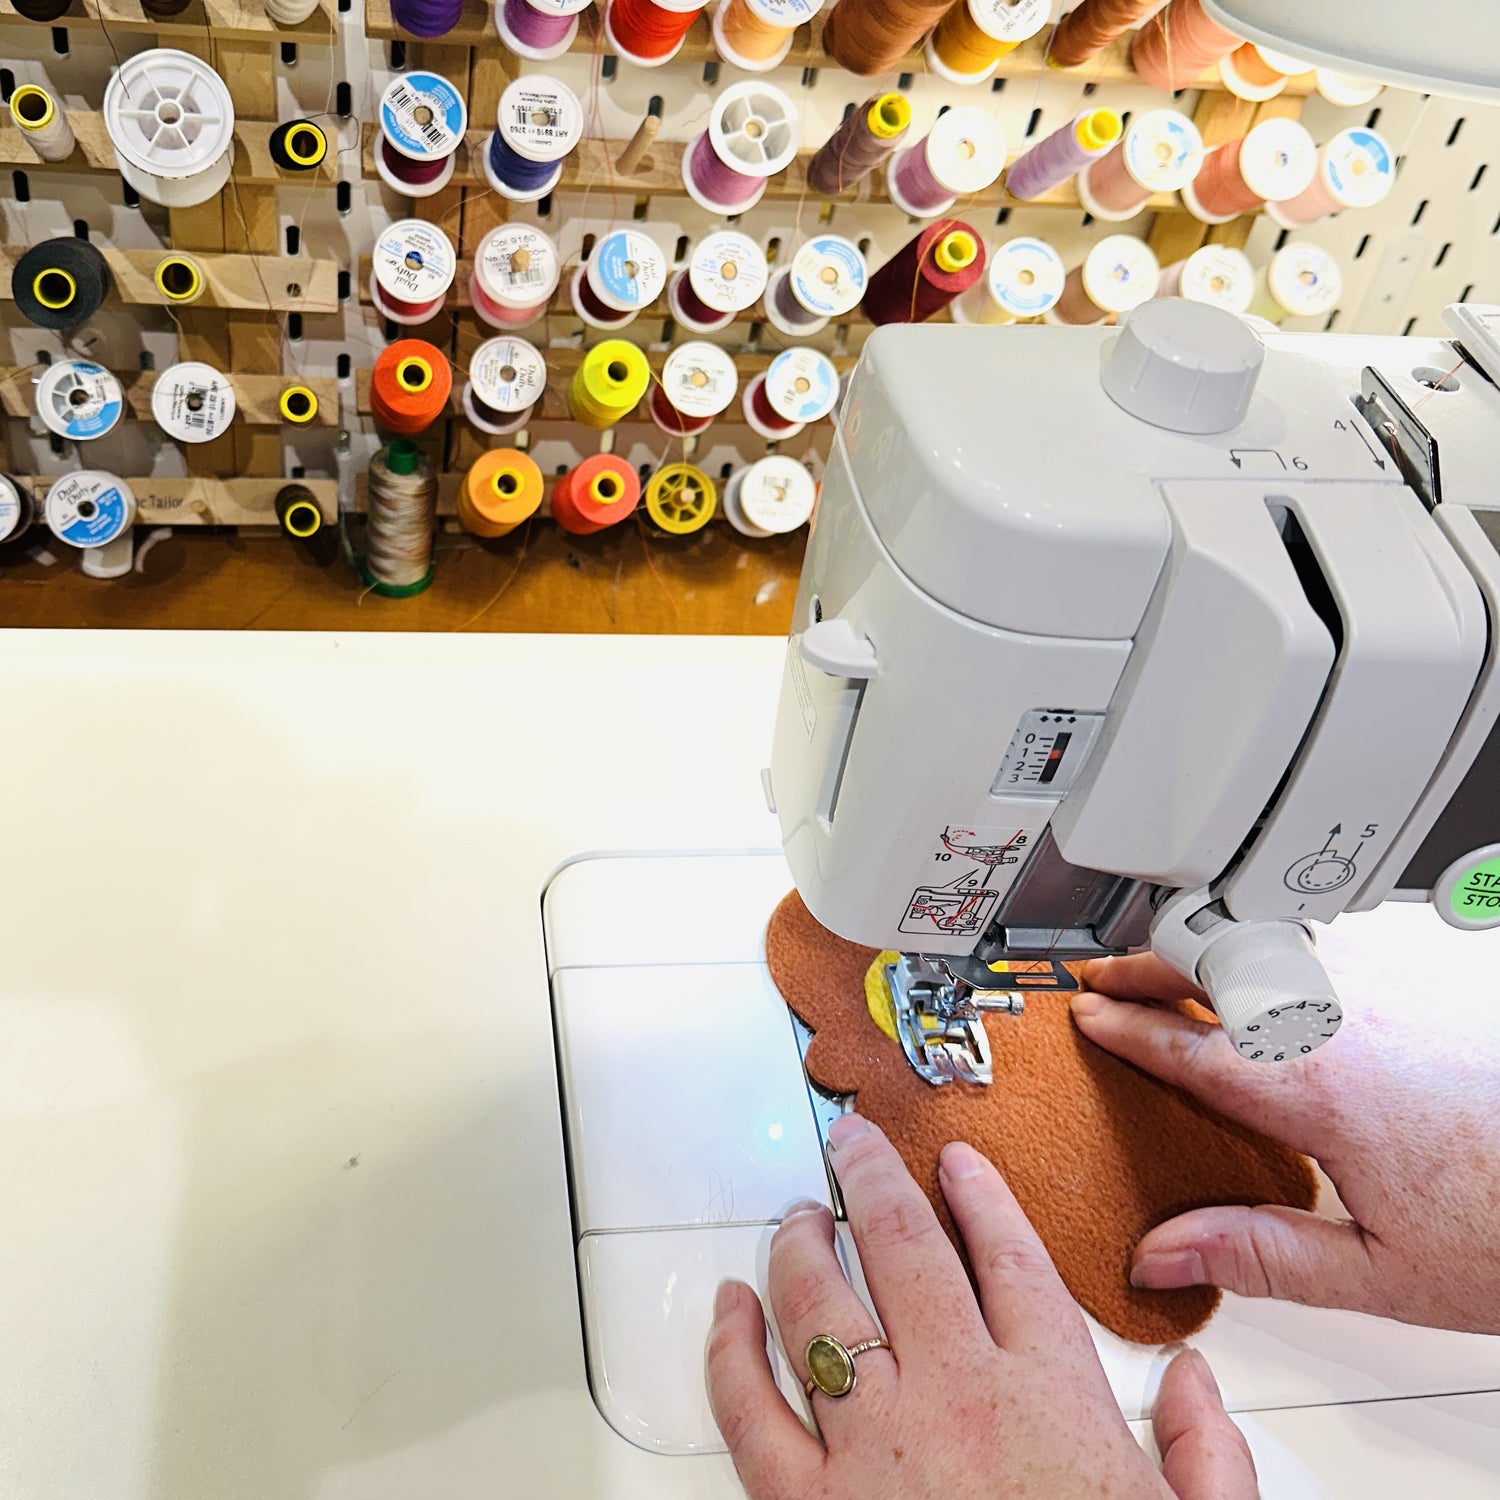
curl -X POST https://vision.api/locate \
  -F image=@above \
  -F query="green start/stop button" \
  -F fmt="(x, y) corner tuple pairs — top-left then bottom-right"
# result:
(1435, 845), (1500, 930)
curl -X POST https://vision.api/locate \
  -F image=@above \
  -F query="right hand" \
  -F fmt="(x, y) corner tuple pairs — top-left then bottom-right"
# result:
(1073, 951), (1500, 1336)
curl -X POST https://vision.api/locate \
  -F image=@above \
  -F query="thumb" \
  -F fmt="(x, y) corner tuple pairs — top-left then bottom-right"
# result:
(1132, 1203), (1379, 1313)
(1152, 1348), (1258, 1500)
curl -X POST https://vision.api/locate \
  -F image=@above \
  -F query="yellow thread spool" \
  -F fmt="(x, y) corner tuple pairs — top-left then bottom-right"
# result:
(10, 84), (56, 132)
(1075, 108), (1123, 154)
(932, 0), (1026, 79)
(645, 463), (717, 535)
(396, 356), (432, 394)
(567, 340), (651, 429)
(33, 267), (76, 310)
(934, 231), (978, 274)
(154, 255), (203, 302)
(868, 93), (911, 140)
(457, 448), (544, 538)
(278, 385), (318, 424)
(284, 123), (327, 168)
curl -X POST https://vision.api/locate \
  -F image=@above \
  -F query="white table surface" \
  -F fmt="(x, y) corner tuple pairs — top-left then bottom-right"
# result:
(0, 628), (1495, 1500)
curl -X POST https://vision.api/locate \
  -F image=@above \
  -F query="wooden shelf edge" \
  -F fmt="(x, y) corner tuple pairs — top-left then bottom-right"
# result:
(19, 475), (339, 525)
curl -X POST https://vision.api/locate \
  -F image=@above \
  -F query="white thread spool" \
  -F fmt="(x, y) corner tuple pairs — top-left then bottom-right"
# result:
(1249, 243), (1342, 325)
(45, 470), (136, 550)
(570, 228), (667, 330)
(370, 218), (457, 325)
(151, 362), (237, 444)
(463, 336), (547, 435)
(763, 234), (867, 339)
(376, 71), (467, 197)
(667, 230), (768, 334)
(1155, 245), (1255, 314)
(36, 360), (125, 442)
(470, 224), (560, 329)
(1316, 70), (1383, 107)
(1045, 236), (1160, 326)
(264, 0), (321, 21)
(722, 455), (816, 538)
(952, 236), (1065, 325)
(9, 84), (74, 162)
(103, 49), (235, 207)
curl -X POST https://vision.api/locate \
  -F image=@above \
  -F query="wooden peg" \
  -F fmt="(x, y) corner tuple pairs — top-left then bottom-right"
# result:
(616, 114), (661, 176)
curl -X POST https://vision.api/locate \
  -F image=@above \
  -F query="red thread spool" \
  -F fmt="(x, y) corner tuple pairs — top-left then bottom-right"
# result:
(864, 220), (985, 326)
(1046, 0), (1158, 69)
(371, 339), (453, 435)
(378, 136), (449, 188)
(650, 383), (713, 436)
(550, 454), (640, 534)
(574, 271), (634, 327)
(747, 374), (798, 437)
(1130, 0), (1242, 92)
(605, 0), (703, 63)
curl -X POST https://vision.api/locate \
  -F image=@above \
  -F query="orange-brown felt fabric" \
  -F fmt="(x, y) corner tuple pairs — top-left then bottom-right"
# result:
(766, 891), (1319, 1345)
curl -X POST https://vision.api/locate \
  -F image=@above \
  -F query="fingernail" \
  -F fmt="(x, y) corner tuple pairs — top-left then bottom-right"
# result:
(939, 1140), (987, 1181)
(714, 1280), (740, 1319)
(1070, 991), (1106, 1019)
(1131, 1249), (1206, 1289)
(779, 1198), (826, 1225)
(827, 1113), (870, 1150)
(1181, 1347), (1221, 1400)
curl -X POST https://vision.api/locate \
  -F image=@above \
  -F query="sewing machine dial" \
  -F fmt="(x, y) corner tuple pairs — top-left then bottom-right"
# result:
(993, 710), (1105, 798)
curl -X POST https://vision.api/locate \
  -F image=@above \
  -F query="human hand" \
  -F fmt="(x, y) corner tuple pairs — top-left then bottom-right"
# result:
(1074, 951), (1500, 1335)
(706, 1113), (1256, 1500)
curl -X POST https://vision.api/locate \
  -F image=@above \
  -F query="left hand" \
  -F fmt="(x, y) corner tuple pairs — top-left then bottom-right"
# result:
(705, 1112), (1257, 1499)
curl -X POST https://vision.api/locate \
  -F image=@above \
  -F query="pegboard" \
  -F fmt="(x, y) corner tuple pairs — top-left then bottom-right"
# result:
(0, 0), (1496, 559)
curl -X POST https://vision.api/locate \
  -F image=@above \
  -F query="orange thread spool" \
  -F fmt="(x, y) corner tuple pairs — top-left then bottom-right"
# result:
(550, 455), (640, 535)
(605, 0), (703, 62)
(714, 0), (797, 65)
(1046, 0), (1158, 69)
(1130, 0), (1241, 91)
(370, 340), (453, 436)
(457, 448), (544, 538)
(823, 0), (956, 77)
(931, 1), (1015, 79)
(1184, 137), (1263, 220)
(1224, 41), (1288, 90)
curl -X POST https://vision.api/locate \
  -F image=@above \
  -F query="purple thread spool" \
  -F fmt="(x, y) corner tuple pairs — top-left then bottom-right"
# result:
(392, 0), (464, 38)
(496, 0), (593, 59)
(1004, 108), (1125, 202)
(885, 107), (1005, 220)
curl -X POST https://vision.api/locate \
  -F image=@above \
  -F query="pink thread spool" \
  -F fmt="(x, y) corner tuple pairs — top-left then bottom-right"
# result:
(886, 107), (1005, 219)
(1180, 118), (1316, 224)
(1077, 108), (1204, 222)
(495, 0), (593, 60)
(470, 224), (560, 329)
(1267, 127), (1396, 229)
(681, 81), (799, 215)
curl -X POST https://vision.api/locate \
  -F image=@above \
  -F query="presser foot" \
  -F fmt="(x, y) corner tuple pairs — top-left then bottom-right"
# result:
(885, 954), (1025, 1087)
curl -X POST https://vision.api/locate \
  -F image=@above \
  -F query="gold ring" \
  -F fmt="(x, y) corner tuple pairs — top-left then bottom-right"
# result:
(803, 1334), (890, 1400)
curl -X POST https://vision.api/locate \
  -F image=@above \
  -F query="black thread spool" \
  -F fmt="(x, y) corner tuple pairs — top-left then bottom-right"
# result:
(0, 475), (37, 545)
(275, 483), (337, 565)
(12, 238), (111, 330)
(11, 0), (74, 21)
(269, 120), (328, 173)
(140, 0), (193, 17)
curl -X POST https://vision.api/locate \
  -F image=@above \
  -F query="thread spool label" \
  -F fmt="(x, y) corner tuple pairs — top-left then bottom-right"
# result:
(530, 0), (593, 12)
(967, 0), (1048, 42)
(499, 77), (583, 163)
(45, 471), (133, 549)
(1083, 235), (1159, 315)
(745, 0), (818, 20)
(589, 230), (666, 311)
(738, 456), (815, 534)
(925, 107), (1005, 194)
(688, 231), (768, 312)
(0, 477), (25, 543)
(151, 362), (237, 443)
(1123, 109), (1203, 192)
(1323, 128), (1394, 208)
(765, 348), (838, 423)
(380, 72), (466, 160)
(1239, 118), (1316, 202)
(37, 360), (124, 441)
(374, 219), (457, 303)
(469, 336), (546, 413)
(989, 237), (1065, 317)
(789, 236), (867, 318)
(1267, 243), (1341, 317)
(477, 225), (560, 306)
(662, 342), (738, 418)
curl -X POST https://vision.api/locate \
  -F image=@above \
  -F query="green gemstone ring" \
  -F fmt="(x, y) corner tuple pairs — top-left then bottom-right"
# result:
(803, 1334), (891, 1399)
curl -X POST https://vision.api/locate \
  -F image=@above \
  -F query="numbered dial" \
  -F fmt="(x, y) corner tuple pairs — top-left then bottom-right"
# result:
(992, 710), (1104, 798)
(1197, 922), (1344, 1063)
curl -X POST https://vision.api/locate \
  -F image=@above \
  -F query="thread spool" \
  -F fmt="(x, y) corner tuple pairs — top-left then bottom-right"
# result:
(269, 119), (328, 172)
(680, 81), (799, 215)
(568, 340), (651, 428)
(713, 0), (814, 73)
(644, 464), (717, 536)
(9, 84), (74, 162)
(926, 0), (1049, 84)
(484, 75), (583, 202)
(1248, 243), (1342, 325)
(390, 0), (465, 37)
(570, 229), (667, 330)
(1218, 41), (1311, 100)
(806, 93), (910, 197)
(886, 108), (1005, 220)
(377, 72), (466, 196)
(605, 0), (707, 67)
(265, 0), (322, 22)
(371, 218), (457, 325)
(36, 360), (124, 442)
(103, 49), (235, 207)
(1268, 127), (1396, 229)
(650, 340), (739, 437)
(667, 230), (768, 333)
(45, 471), (136, 551)
(742, 348), (838, 441)
(1004, 108), (1122, 201)
(471, 224), (561, 329)
(764, 234), (867, 338)
(279, 385), (319, 424)
(12, 238), (110, 331)
(11, 0), (73, 19)
(1316, 70), (1382, 107)
(457, 449), (545, 538)
(822, 0), (953, 76)
(550, 455), (640, 534)
(722, 455), (815, 538)
(365, 440), (437, 596)
(952, 235), (1065, 325)
(276, 483), (325, 539)
(152, 362), (237, 444)
(1181, 118), (1316, 224)
(1045, 0), (1158, 69)
(1155, 245), (1254, 314)
(154, 254), (203, 303)
(1130, 0), (1242, 92)
(371, 339), (453, 434)
(497, 0), (594, 59)
(463, 336), (547, 435)
(0, 476), (36, 544)
(1077, 108), (1203, 222)
(1046, 235), (1159, 326)
(865, 220), (984, 326)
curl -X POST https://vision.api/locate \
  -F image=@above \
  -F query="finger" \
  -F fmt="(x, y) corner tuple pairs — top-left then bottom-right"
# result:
(706, 1279), (826, 1499)
(1078, 952), (1207, 1005)
(767, 1201), (896, 1418)
(1070, 990), (1334, 1158)
(1132, 1204), (1379, 1314)
(825, 1113), (990, 1351)
(938, 1140), (1095, 1359)
(1153, 1349), (1258, 1500)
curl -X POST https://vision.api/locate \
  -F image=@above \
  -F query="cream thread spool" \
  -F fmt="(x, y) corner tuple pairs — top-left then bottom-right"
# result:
(1155, 245), (1255, 314)
(1248, 243), (1342, 326)
(264, 0), (321, 21)
(1267, 127), (1396, 229)
(722, 455), (816, 538)
(952, 236), (1065, 325)
(9, 84), (74, 162)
